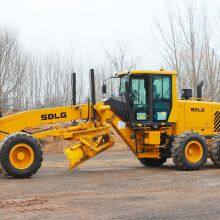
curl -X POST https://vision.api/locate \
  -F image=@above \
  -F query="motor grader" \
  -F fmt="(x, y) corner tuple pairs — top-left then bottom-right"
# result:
(0, 69), (219, 178)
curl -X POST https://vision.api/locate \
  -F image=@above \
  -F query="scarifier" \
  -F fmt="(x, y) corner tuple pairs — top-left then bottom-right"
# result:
(0, 68), (219, 178)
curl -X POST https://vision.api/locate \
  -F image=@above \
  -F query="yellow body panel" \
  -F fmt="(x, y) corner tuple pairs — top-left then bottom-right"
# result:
(147, 131), (161, 145)
(130, 69), (177, 75)
(116, 69), (177, 77)
(0, 104), (90, 139)
(170, 100), (220, 136)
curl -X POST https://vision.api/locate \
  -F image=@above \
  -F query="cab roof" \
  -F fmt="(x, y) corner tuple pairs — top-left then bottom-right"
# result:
(115, 69), (177, 77)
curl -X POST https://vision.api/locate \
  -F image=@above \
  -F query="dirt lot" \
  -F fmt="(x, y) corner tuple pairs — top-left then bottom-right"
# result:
(1, 146), (220, 220)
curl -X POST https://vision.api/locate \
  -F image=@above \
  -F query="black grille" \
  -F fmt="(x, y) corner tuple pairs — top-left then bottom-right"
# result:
(214, 111), (220, 132)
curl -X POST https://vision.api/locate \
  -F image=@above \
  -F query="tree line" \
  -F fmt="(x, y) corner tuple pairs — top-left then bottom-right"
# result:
(0, 1), (219, 112)
(0, 29), (140, 111)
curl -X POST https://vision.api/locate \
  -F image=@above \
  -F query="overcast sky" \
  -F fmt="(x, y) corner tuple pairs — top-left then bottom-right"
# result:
(0, 0), (219, 68)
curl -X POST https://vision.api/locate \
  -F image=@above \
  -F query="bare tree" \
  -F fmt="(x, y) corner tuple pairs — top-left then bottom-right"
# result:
(0, 27), (26, 110)
(103, 38), (142, 72)
(0, 31), (144, 110)
(23, 48), (88, 109)
(157, 1), (220, 100)
(96, 38), (143, 99)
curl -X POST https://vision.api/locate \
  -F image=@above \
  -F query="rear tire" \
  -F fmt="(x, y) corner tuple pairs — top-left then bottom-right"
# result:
(171, 131), (208, 170)
(138, 158), (167, 167)
(210, 136), (220, 168)
(0, 132), (43, 178)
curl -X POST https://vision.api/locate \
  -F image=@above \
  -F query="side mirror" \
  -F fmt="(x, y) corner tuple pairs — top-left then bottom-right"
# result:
(102, 84), (107, 94)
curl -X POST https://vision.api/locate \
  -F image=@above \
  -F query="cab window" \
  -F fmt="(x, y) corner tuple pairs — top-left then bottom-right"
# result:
(119, 76), (128, 94)
(153, 76), (171, 100)
(131, 78), (147, 105)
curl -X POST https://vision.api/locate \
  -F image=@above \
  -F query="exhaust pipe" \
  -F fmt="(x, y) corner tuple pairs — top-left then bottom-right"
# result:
(71, 72), (76, 105)
(197, 81), (204, 99)
(90, 69), (96, 105)
(90, 69), (96, 120)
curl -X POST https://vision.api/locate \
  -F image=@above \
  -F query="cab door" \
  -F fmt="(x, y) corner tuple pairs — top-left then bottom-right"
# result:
(152, 75), (172, 122)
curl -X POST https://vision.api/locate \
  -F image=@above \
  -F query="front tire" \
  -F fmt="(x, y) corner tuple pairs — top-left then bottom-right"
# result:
(171, 131), (208, 170)
(0, 132), (43, 178)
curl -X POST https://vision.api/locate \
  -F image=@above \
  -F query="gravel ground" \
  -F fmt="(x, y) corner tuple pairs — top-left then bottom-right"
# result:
(0, 150), (220, 220)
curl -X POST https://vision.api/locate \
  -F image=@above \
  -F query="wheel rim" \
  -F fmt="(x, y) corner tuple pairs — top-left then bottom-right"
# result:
(185, 141), (203, 163)
(9, 143), (34, 169)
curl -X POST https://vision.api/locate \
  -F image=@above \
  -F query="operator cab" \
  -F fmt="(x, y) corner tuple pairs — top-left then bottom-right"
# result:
(103, 70), (174, 128)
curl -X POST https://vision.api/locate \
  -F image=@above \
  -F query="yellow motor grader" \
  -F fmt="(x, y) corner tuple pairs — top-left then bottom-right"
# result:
(0, 69), (220, 178)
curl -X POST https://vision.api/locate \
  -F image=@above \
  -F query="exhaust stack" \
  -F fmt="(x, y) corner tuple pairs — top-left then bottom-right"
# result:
(90, 69), (96, 120)
(197, 81), (204, 99)
(71, 72), (76, 105)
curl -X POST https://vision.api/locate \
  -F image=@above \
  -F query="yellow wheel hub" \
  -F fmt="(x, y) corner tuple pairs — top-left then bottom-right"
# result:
(185, 141), (203, 163)
(9, 143), (34, 169)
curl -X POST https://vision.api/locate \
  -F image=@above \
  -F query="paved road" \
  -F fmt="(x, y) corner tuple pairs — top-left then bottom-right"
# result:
(0, 151), (220, 220)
